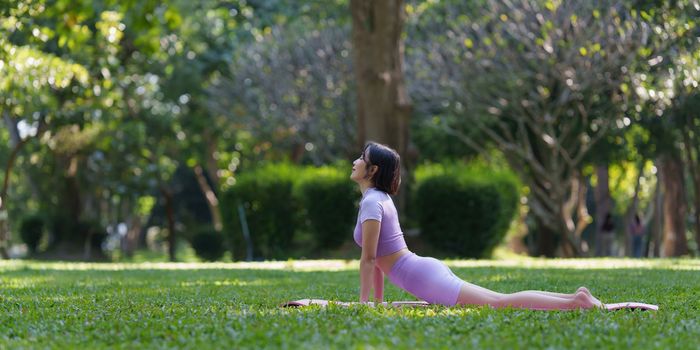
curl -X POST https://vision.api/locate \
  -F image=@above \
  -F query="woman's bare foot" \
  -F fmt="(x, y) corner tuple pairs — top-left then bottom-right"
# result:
(576, 287), (603, 308)
(573, 291), (595, 308)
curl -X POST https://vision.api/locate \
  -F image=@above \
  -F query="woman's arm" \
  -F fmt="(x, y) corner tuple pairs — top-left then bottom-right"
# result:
(373, 265), (384, 301)
(360, 219), (381, 303)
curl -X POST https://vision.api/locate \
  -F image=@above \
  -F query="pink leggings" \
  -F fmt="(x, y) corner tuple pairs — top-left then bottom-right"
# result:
(387, 253), (464, 306)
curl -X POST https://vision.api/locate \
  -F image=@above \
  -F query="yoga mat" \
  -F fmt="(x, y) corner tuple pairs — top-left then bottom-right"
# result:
(603, 302), (659, 311)
(281, 299), (428, 308)
(281, 299), (658, 311)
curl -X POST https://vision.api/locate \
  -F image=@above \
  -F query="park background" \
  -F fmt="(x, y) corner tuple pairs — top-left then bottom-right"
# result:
(2, 1), (700, 349)
(1, 0), (699, 263)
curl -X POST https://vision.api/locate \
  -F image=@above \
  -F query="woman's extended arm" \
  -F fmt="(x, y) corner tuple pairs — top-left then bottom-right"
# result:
(360, 219), (381, 303)
(373, 265), (384, 301)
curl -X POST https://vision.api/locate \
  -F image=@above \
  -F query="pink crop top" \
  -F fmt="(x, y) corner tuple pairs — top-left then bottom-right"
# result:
(353, 188), (407, 257)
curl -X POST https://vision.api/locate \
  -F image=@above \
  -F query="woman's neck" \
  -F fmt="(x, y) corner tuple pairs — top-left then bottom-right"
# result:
(360, 182), (374, 195)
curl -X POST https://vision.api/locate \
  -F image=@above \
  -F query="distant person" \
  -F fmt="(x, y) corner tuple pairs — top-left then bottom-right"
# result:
(350, 141), (602, 309)
(630, 214), (645, 258)
(599, 213), (615, 256)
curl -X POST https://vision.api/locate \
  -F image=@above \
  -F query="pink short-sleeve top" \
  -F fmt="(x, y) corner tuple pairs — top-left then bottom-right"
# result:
(353, 188), (407, 257)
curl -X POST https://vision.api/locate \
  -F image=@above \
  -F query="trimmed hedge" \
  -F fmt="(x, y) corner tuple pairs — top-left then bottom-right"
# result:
(20, 215), (45, 254)
(414, 163), (519, 258)
(296, 166), (357, 250)
(221, 161), (517, 260)
(221, 164), (301, 261)
(221, 163), (358, 260)
(191, 227), (226, 262)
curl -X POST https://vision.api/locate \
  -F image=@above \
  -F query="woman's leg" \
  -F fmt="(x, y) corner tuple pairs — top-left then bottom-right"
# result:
(456, 282), (601, 310)
(525, 287), (598, 300)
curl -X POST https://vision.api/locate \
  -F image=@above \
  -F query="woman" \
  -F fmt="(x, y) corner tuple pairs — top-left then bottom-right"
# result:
(351, 142), (602, 309)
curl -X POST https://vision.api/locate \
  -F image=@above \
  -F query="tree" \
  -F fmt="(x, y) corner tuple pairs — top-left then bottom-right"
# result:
(350, 0), (412, 167)
(350, 0), (413, 215)
(679, 93), (700, 255)
(628, 0), (699, 256)
(413, 0), (652, 256)
(0, 0), (192, 260)
(0, 4), (90, 257)
(208, 22), (357, 165)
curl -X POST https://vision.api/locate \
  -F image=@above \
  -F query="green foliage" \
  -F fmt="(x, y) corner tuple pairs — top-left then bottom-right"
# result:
(190, 227), (226, 262)
(78, 220), (108, 253)
(47, 214), (106, 253)
(19, 215), (44, 254)
(221, 163), (301, 260)
(414, 163), (519, 258)
(221, 163), (358, 260)
(210, 20), (356, 165)
(220, 160), (520, 260)
(2, 0), (696, 261)
(0, 259), (698, 348)
(296, 166), (357, 250)
(47, 213), (74, 247)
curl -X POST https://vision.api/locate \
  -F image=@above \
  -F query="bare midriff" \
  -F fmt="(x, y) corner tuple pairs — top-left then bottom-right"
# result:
(376, 248), (411, 275)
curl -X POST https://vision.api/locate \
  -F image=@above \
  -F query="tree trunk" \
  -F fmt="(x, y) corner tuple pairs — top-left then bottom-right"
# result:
(204, 132), (220, 188)
(623, 162), (645, 256)
(350, 0), (413, 211)
(160, 186), (177, 262)
(0, 114), (34, 259)
(692, 167), (700, 255)
(681, 126), (700, 255)
(649, 176), (663, 257)
(527, 182), (566, 257)
(658, 154), (689, 257)
(64, 157), (82, 230)
(124, 215), (141, 258)
(559, 171), (588, 256)
(350, 0), (412, 153)
(193, 164), (223, 232)
(509, 152), (589, 258)
(639, 179), (658, 258)
(0, 205), (9, 259)
(533, 213), (557, 257)
(594, 164), (613, 256)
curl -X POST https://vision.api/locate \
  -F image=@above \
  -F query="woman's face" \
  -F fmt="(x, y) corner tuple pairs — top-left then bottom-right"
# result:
(350, 148), (371, 183)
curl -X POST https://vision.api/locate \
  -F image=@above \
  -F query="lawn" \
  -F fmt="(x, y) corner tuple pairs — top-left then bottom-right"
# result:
(1, 258), (698, 349)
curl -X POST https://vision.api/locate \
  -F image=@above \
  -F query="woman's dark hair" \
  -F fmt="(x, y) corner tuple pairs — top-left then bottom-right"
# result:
(363, 142), (401, 195)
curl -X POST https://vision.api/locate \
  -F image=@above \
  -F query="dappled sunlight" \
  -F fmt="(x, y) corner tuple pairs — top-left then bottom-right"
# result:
(485, 274), (510, 282)
(446, 258), (700, 271)
(0, 260), (358, 272)
(0, 276), (56, 289)
(0, 258), (698, 274)
(179, 279), (280, 288)
(283, 303), (485, 319)
(379, 305), (485, 318)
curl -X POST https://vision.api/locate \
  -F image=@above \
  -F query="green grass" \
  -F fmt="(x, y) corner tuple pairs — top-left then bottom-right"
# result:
(1, 258), (699, 349)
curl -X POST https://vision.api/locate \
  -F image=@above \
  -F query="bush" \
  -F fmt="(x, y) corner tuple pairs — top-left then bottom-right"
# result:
(413, 163), (519, 258)
(20, 215), (45, 254)
(296, 166), (357, 250)
(221, 163), (300, 260)
(77, 220), (108, 252)
(191, 228), (226, 262)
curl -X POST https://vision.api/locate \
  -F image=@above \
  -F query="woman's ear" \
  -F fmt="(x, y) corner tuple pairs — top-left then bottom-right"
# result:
(368, 165), (379, 177)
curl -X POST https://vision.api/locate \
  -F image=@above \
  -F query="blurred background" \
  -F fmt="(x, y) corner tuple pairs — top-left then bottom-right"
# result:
(1, 0), (698, 262)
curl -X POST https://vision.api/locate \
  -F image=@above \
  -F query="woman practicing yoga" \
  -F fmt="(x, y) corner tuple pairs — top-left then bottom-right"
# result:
(351, 142), (603, 309)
